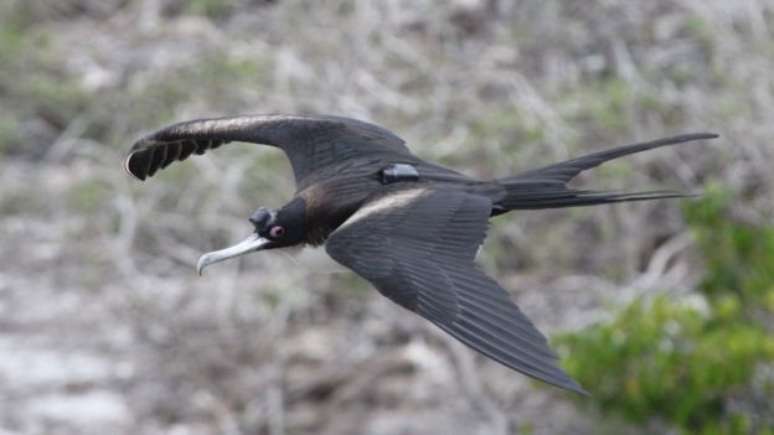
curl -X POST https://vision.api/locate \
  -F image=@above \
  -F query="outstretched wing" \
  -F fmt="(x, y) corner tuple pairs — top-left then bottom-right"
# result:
(325, 186), (586, 394)
(124, 114), (413, 188)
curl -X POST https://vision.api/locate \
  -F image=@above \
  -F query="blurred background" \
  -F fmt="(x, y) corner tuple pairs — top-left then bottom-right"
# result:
(1, 0), (772, 434)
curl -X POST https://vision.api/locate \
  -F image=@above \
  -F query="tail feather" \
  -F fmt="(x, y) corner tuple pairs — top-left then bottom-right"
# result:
(498, 189), (695, 210)
(495, 133), (717, 212)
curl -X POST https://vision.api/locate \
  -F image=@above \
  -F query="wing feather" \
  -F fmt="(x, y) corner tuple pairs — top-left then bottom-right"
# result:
(326, 187), (586, 394)
(124, 114), (413, 187)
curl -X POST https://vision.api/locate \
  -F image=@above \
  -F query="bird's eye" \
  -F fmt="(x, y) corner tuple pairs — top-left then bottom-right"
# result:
(269, 225), (286, 238)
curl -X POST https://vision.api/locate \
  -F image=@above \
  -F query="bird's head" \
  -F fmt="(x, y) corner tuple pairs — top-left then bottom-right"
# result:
(196, 198), (306, 275)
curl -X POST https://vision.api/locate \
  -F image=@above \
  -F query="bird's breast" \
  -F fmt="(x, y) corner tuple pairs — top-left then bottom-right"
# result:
(299, 175), (383, 246)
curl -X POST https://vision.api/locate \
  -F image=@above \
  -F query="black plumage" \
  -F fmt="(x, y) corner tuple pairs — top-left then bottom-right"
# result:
(125, 114), (718, 394)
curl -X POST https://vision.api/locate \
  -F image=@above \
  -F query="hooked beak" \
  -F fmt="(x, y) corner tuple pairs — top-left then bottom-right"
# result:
(196, 233), (270, 275)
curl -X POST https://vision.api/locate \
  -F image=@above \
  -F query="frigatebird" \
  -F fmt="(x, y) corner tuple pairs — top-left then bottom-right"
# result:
(125, 114), (717, 394)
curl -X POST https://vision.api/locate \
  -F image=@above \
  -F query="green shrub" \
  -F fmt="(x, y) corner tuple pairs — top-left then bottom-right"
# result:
(556, 191), (774, 434)
(683, 188), (774, 309)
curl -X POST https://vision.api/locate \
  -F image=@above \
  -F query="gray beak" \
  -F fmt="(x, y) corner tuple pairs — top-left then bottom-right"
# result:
(196, 233), (270, 275)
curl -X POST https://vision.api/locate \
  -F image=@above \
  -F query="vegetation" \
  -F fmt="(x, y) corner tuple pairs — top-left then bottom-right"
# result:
(557, 191), (774, 434)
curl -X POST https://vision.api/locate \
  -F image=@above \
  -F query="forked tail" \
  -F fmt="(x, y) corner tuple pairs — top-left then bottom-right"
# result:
(495, 133), (718, 212)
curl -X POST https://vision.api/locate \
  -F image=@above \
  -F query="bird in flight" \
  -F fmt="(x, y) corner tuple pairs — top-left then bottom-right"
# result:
(125, 114), (717, 394)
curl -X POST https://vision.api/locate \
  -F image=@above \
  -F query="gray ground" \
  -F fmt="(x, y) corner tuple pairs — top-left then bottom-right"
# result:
(1, 0), (772, 434)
